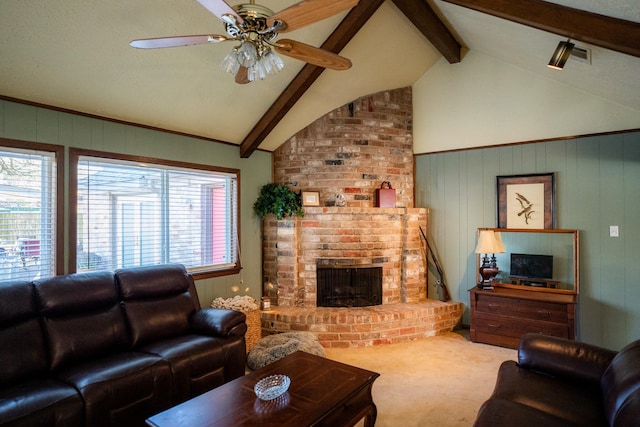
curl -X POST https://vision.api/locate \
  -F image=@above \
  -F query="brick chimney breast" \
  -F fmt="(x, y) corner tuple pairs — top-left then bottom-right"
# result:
(265, 88), (427, 309)
(273, 87), (414, 209)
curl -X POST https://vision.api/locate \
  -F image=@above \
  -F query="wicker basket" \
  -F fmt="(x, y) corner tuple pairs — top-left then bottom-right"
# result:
(244, 309), (262, 353)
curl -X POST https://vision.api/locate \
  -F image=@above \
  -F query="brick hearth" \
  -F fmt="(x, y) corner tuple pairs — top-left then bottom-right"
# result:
(260, 301), (464, 348)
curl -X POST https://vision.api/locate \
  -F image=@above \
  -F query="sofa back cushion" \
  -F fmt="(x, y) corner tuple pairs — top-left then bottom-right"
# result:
(115, 264), (197, 347)
(0, 280), (49, 384)
(35, 271), (129, 371)
(601, 339), (640, 427)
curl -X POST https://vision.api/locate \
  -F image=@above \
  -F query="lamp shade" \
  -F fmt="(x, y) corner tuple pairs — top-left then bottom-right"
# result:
(475, 230), (505, 254)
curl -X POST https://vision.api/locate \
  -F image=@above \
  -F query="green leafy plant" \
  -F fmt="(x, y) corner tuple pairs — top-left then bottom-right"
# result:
(253, 183), (304, 219)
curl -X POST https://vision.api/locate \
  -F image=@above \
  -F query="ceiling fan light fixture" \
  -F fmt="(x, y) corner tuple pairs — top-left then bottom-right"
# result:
(247, 50), (284, 82)
(263, 50), (284, 76)
(220, 42), (283, 82)
(548, 39), (575, 70)
(220, 48), (240, 75)
(248, 60), (267, 82)
(237, 41), (258, 67)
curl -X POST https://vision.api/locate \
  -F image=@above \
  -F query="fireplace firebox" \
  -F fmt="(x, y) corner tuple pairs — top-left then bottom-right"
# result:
(317, 265), (382, 308)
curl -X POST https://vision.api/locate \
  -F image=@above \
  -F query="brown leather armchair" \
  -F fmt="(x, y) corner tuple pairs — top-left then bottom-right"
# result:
(474, 333), (640, 427)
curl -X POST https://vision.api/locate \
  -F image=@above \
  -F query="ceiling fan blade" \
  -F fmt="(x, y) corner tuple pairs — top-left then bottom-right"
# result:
(275, 39), (352, 70)
(196, 0), (243, 24)
(268, 0), (359, 32)
(130, 34), (229, 49)
(235, 66), (250, 84)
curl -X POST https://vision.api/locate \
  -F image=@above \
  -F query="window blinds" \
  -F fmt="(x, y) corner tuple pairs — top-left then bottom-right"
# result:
(76, 156), (238, 273)
(0, 147), (56, 281)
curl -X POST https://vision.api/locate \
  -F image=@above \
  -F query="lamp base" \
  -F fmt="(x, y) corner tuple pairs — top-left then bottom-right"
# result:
(478, 266), (499, 290)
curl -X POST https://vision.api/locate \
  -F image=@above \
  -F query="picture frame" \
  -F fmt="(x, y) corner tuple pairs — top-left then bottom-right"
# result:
(301, 191), (320, 207)
(497, 173), (555, 229)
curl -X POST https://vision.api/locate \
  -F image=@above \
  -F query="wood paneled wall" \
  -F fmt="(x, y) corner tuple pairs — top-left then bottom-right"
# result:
(415, 130), (640, 349)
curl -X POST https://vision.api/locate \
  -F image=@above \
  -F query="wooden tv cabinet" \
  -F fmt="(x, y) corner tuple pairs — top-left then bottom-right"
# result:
(469, 285), (577, 349)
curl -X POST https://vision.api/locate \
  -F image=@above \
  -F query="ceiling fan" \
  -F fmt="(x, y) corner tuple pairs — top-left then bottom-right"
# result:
(130, 0), (359, 84)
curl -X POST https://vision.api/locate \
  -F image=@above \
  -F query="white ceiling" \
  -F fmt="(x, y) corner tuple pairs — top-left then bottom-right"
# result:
(1, 0), (638, 154)
(432, 0), (640, 111)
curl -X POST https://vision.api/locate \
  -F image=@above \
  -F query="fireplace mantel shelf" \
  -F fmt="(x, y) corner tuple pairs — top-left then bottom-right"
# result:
(302, 207), (427, 215)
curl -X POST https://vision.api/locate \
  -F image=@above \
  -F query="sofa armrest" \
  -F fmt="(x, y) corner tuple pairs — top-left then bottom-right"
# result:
(518, 333), (617, 385)
(190, 308), (247, 338)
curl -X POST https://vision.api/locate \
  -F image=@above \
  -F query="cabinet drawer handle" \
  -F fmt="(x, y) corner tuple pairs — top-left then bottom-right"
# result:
(487, 303), (500, 311)
(537, 310), (552, 319)
(487, 323), (501, 329)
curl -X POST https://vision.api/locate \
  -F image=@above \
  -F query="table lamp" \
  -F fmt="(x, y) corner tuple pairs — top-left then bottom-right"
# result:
(475, 230), (506, 289)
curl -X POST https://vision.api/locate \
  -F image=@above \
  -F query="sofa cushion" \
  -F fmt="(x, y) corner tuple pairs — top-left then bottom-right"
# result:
(601, 339), (640, 427)
(116, 264), (196, 347)
(54, 352), (172, 427)
(138, 334), (228, 403)
(116, 263), (192, 300)
(490, 360), (606, 427)
(190, 308), (248, 337)
(0, 378), (83, 427)
(35, 271), (130, 370)
(474, 398), (581, 427)
(518, 333), (616, 386)
(0, 280), (48, 385)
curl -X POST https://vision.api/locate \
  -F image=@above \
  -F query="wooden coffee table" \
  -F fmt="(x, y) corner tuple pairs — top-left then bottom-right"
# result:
(146, 351), (379, 427)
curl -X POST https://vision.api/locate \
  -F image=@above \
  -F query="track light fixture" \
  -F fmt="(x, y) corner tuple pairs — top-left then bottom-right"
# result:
(548, 39), (575, 70)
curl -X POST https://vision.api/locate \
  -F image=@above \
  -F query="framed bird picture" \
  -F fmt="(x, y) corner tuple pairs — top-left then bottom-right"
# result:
(497, 173), (555, 229)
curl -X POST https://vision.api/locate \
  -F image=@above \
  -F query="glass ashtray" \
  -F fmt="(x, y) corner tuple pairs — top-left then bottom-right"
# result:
(254, 374), (291, 401)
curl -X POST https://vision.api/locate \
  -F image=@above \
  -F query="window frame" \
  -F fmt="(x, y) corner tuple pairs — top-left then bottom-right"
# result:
(69, 148), (241, 279)
(0, 137), (64, 277)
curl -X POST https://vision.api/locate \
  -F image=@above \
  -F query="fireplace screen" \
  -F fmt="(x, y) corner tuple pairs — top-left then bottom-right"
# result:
(317, 266), (382, 307)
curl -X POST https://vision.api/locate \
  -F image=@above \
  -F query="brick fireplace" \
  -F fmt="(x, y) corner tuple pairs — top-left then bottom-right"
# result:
(260, 87), (464, 347)
(263, 207), (429, 307)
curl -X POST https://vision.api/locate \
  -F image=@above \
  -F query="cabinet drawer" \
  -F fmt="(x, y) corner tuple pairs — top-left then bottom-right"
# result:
(316, 385), (373, 427)
(476, 295), (568, 323)
(474, 314), (569, 339)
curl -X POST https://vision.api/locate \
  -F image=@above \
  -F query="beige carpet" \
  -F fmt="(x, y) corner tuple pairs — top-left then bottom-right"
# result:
(324, 331), (516, 427)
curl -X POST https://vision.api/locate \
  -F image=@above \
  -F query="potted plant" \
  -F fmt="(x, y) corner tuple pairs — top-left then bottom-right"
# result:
(253, 183), (304, 219)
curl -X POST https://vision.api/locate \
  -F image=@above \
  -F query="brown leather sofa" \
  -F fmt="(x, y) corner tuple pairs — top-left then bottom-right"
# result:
(0, 264), (247, 427)
(474, 333), (640, 427)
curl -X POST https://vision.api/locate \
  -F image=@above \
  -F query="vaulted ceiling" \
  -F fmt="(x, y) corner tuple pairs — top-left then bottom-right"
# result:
(1, 0), (638, 157)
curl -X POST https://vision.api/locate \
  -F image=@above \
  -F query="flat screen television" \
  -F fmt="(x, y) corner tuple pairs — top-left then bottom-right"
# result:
(510, 253), (553, 279)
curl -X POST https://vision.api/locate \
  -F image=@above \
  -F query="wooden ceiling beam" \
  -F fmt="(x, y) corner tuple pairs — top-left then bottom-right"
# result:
(442, 0), (640, 58)
(239, 0), (386, 158)
(391, 0), (461, 64)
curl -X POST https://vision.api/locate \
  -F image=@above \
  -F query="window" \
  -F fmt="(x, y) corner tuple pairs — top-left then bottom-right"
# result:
(0, 139), (62, 281)
(70, 149), (240, 277)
